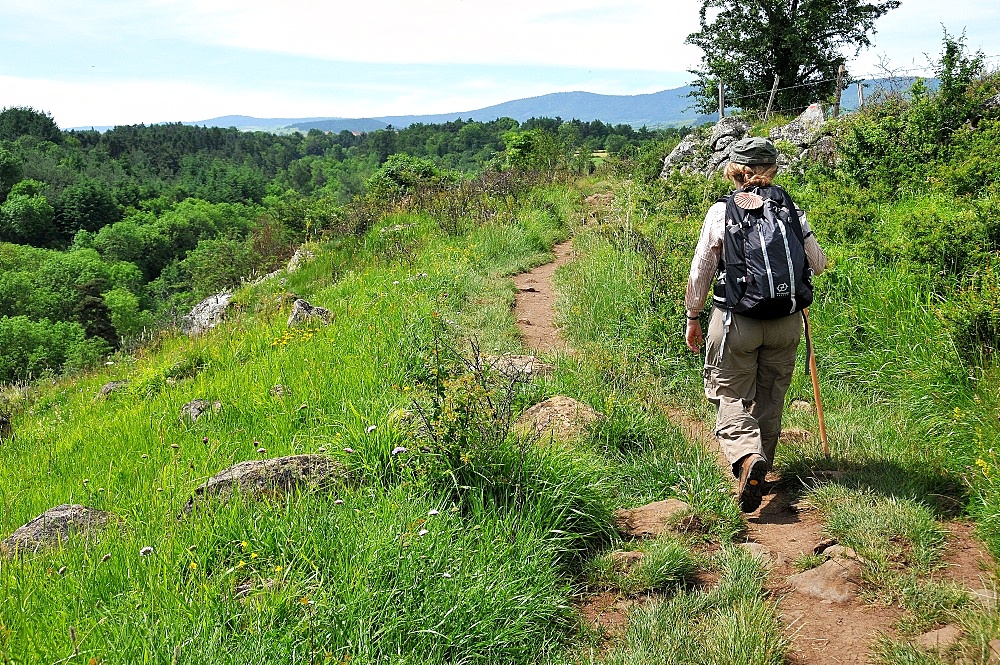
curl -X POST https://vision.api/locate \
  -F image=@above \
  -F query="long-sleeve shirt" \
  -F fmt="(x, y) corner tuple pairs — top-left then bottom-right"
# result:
(685, 201), (827, 315)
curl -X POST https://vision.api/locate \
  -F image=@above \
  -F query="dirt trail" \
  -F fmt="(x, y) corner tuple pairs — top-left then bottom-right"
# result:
(512, 241), (575, 352)
(510, 234), (995, 663)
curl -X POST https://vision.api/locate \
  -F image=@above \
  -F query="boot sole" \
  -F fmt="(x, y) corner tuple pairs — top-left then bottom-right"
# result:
(738, 457), (768, 513)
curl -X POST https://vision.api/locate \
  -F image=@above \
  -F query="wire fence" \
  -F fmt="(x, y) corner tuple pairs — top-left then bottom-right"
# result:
(713, 51), (1000, 119)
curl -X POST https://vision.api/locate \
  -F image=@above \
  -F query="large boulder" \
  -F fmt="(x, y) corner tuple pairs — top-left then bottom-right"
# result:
(769, 103), (827, 148)
(1, 504), (114, 555)
(183, 454), (348, 513)
(287, 299), (332, 327)
(181, 292), (232, 336)
(660, 117), (751, 178)
(786, 558), (862, 602)
(96, 380), (129, 399)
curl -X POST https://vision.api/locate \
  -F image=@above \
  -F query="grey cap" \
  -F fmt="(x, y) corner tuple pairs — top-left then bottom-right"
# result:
(729, 136), (778, 165)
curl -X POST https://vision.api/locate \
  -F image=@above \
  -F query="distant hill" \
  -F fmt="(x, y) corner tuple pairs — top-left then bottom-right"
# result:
(172, 86), (701, 134)
(70, 78), (932, 134)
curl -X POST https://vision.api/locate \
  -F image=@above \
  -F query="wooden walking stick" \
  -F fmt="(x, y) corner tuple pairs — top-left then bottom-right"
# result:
(802, 308), (830, 458)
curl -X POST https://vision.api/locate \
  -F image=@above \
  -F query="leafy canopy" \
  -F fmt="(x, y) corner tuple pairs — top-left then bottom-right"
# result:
(686, 0), (900, 115)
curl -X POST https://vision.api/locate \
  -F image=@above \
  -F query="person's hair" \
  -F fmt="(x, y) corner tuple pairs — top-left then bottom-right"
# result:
(723, 161), (778, 188)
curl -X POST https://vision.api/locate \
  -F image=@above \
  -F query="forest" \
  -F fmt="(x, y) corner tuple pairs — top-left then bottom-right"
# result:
(0, 107), (682, 383)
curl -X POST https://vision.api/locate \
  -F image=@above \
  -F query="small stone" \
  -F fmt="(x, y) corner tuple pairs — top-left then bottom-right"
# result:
(610, 550), (645, 572)
(988, 639), (1000, 661)
(740, 542), (773, 562)
(790, 399), (813, 413)
(287, 299), (332, 327)
(786, 558), (861, 602)
(516, 396), (602, 441)
(970, 587), (998, 611)
(96, 380), (129, 399)
(914, 624), (962, 651)
(179, 399), (222, 424)
(614, 499), (693, 539)
(821, 545), (860, 560)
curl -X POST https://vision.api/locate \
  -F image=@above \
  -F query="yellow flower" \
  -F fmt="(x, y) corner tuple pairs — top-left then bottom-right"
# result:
(189, 562), (197, 570)
(241, 541), (248, 550)
(274, 566), (283, 573)
(236, 560), (245, 568)
(250, 553), (258, 559)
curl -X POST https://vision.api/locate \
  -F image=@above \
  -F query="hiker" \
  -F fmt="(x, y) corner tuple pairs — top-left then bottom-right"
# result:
(684, 136), (827, 512)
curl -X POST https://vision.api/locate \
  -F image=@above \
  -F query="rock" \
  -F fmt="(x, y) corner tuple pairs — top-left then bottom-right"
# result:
(610, 550), (645, 572)
(769, 103), (827, 147)
(287, 299), (332, 327)
(989, 638), (1000, 662)
(710, 117), (752, 150)
(484, 354), (555, 381)
(660, 136), (701, 176)
(780, 428), (813, 444)
(914, 624), (962, 651)
(516, 396), (602, 441)
(183, 454), (348, 514)
(1, 504), (113, 555)
(786, 558), (861, 602)
(740, 542), (774, 562)
(970, 587), (998, 611)
(813, 537), (838, 554)
(822, 544), (860, 560)
(789, 399), (813, 413)
(808, 135), (838, 166)
(981, 92), (1000, 113)
(614, 499), (693, 539)
(181, 292), (232, 336)
(286, 248), (316, 273)
(179, 399), (222, 424)
(269, 384), (291, 397)
(96, 380), (129, 399)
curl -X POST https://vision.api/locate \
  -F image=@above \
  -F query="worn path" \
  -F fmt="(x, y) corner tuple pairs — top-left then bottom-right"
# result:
(511, 230), (996, 663)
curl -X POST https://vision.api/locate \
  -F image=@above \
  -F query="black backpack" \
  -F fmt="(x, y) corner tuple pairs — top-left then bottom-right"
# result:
(713, 184), (813, 319)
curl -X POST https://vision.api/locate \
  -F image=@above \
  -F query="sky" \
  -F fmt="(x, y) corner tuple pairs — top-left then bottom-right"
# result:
(1, 0), (998, 129)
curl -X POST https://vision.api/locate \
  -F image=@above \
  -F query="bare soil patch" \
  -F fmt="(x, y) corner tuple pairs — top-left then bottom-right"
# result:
(513, 241), (575, 352)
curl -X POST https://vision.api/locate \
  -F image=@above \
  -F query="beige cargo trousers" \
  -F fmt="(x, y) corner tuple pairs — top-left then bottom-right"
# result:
(703, 307), (802, 474)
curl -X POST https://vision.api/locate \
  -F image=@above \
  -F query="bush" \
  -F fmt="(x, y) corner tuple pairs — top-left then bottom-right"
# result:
(0, 316), (109, 382)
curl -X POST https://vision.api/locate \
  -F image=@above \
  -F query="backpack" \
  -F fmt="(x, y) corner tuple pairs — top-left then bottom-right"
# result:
(712, 184), (813, 319)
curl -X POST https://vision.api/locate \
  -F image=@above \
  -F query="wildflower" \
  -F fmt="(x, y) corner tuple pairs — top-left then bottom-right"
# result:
(82, 479), (89, 485)
(257, 448), (267, 454)
(428, 509), (439, 516)
(343, 447), (355, 454)
(236, 560), (245, 568)
(334, 499), (344, 505)
(418, 529), (429, 537)
(391, 446), (407, 456)
(189, 562), (197, 570)
(274, 566), (283, 573)
(250, 553), (258, 559)
(442, 572), (452, 578)
(139, 546), (153, 557)
(170, 443), (179, 449)
(300, 596), (312, 605)
(101, 553), (111, 563)
(365, 425), (377, 434)
(241, 541), (248, 550)
(318, 447), (326, 453)
(202, 437), (209, 444)
(57, 566), (67, 575)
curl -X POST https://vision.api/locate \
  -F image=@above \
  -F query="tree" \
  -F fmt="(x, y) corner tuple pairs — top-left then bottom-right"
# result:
(0, 106), (62, 143)
(686, 0), (900, 115)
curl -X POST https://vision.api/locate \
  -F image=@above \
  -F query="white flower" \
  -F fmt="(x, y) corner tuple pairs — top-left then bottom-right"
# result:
(391, 446), (407, 456)
(365, 425), (377, 434)
(442, 572), (452, 578)
(418, 529), (429, 537)
(343, 447), (355, 454)
(428, 509), (439, 516)
(139, 546), (153, 557)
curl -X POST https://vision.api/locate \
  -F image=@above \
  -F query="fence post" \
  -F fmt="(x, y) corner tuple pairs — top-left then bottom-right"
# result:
(718, 81), (725, 119)
(765, 75), (780, 120)
(857, 82), (865, 109)
(832, 64), (845, 118)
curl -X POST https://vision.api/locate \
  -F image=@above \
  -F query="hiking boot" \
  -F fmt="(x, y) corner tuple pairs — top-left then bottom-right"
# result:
(737, 454), (768, 513)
